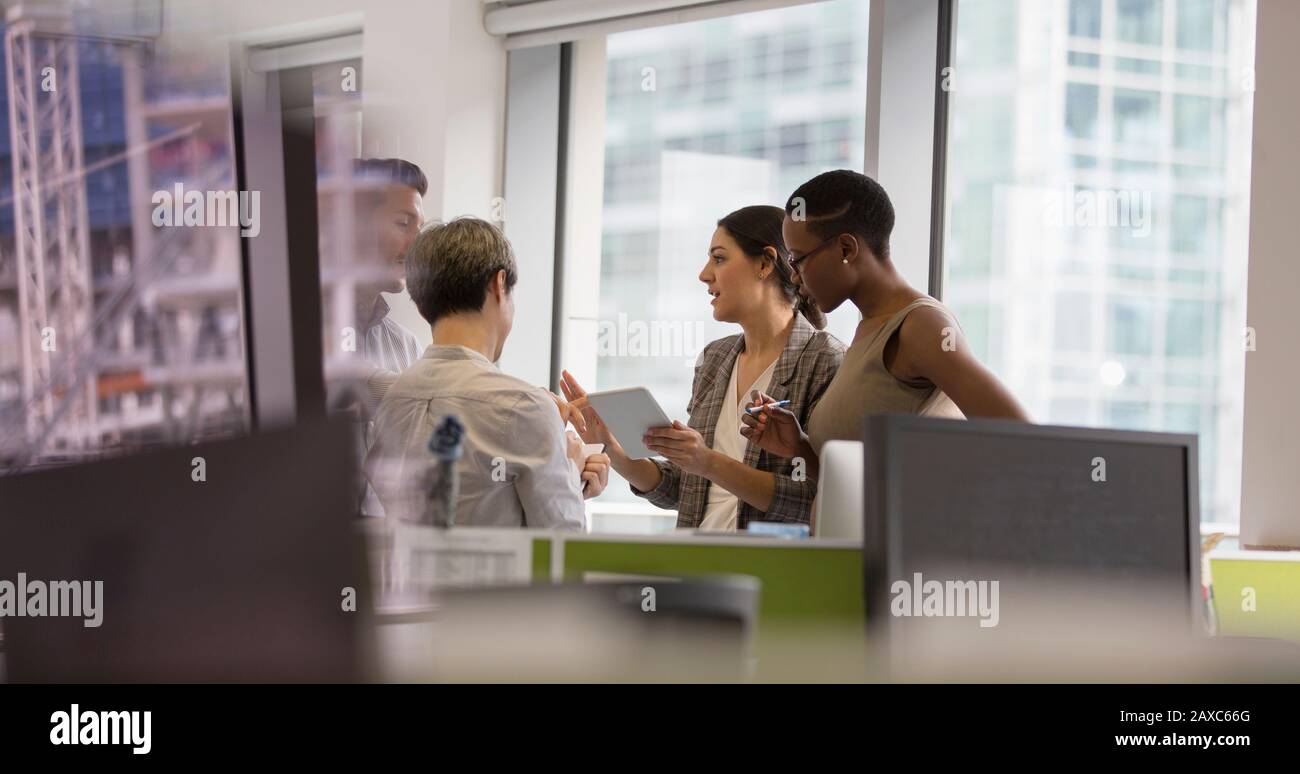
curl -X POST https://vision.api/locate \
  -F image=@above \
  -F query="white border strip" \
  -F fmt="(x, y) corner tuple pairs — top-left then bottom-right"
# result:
(500, 0), (824, 50)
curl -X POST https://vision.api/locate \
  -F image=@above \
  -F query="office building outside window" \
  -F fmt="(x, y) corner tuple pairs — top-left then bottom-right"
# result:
(942, 0), (1256, 524)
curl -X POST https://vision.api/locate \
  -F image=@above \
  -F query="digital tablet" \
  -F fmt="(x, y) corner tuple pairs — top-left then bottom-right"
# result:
(585, 387), (674, 460)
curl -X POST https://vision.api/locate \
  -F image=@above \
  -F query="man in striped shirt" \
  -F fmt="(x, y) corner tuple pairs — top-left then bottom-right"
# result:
(360, 296), (423, 374)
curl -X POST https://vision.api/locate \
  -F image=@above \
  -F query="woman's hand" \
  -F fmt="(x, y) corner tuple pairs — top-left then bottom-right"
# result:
(739, 390), (806, 459)
(558, 370), (621, 452)
(643, 421), (716, 477)
(548, 391), (588, 436)
(580, 452), (610, 499)
(558, 370), (661, 492)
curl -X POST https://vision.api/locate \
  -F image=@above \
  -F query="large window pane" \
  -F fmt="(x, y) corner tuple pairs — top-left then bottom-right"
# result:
(591, 0), (869, 504)
(942, 0), (1255, 523)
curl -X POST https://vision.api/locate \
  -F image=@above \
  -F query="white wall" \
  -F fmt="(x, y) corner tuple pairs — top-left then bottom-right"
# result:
(392, 1), (509, 344)
(361, 0), (508, 343)
(163, 0), (508, 347)
(1240, 0), (1300, 548)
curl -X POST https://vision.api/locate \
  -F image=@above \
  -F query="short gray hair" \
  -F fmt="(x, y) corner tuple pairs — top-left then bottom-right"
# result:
(405, 217), (518, 324)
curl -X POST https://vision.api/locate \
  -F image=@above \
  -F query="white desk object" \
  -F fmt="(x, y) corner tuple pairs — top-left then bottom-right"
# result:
(814, 440), (864, 541)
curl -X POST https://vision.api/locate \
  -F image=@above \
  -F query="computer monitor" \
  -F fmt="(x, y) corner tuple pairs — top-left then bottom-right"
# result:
(0, 418), (370, 682)
(862, 414), (1201, 647)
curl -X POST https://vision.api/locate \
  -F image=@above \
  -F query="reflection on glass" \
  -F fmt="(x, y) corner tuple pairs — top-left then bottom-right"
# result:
(309, 60), (429, 517)
(0, 7), (247, 470)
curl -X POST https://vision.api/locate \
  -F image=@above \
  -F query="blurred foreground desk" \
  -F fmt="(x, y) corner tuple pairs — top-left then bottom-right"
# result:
(367, 526), (1300, 682)
(368, 524), (868, 681)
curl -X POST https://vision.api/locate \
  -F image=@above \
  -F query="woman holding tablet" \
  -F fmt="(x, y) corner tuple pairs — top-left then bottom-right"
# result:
(561, 205), (845, 530)
(740, 170), (1029, 479)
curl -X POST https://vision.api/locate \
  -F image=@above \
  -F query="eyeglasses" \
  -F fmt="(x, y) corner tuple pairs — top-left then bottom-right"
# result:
(787, 234), (840, 271)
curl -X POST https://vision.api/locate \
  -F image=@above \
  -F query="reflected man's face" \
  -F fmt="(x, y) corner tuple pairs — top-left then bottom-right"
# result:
(366, 184), (424, 294)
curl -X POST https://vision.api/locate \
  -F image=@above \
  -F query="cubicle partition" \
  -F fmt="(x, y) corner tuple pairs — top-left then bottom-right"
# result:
(371, 505), (1300, 683)
(375, 524), (868, 681)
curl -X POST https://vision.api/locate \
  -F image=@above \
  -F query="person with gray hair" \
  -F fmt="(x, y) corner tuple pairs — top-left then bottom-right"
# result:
(365, 217), (608, 529)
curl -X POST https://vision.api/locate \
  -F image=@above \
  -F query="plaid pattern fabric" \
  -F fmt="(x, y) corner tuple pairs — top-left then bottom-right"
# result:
(633, 313), (845, 528)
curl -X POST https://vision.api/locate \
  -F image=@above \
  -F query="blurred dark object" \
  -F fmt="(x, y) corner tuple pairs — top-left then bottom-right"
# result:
(420, 414), (464, 528)
(0, 418), (369, 682)
(864, 415), (1200, 630)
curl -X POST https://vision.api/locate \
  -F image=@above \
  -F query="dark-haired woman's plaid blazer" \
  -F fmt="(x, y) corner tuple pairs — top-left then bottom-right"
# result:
(632, 314), (845, 528)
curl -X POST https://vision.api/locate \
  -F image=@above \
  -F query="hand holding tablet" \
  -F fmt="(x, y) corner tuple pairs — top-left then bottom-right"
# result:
(583, 387), (674, 460)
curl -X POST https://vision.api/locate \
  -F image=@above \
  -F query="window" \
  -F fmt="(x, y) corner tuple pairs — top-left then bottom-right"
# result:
(942, 0), (1255, 523)
(781, 31), (813, 89)
(1166, 300), (1209, 358)
(1070, 0), (1103, 38)
(1113, 88), (1162, 147)
(1117, 0), (1164, 46)
(1109, 298), (1154, 356)
(823, 39), (856, 86)
(1173, 94), (1217, 152)
(588, 0), (870, 504)
(1171, 194), (1213, 253)
(703, 56), (731, 102)
(1116, 56), (1162, 75)
(1066, 83), (1100, 139)
(779, 124), (811, 166)
(1068, 51), (1101, 68)
(1177, 0), (1221, 51)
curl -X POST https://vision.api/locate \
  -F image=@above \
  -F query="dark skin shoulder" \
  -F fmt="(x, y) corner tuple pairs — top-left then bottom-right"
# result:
(884, 303), (1030, 421)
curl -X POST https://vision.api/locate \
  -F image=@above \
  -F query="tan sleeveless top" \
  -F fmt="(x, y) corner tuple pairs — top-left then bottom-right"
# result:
(806, 297), (964, 456)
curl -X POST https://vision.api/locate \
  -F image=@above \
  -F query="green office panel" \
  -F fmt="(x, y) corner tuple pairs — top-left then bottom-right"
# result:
(559, 541), (865, 626)
(532, 538), (551, 582)
(1211, 558), (1300, 642)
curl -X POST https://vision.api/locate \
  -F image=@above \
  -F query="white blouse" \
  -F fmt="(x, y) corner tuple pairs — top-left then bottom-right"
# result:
(697, 355), (777, 531)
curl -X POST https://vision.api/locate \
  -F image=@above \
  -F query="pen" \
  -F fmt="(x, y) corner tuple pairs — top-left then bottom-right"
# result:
(745, 400), (790, 415)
